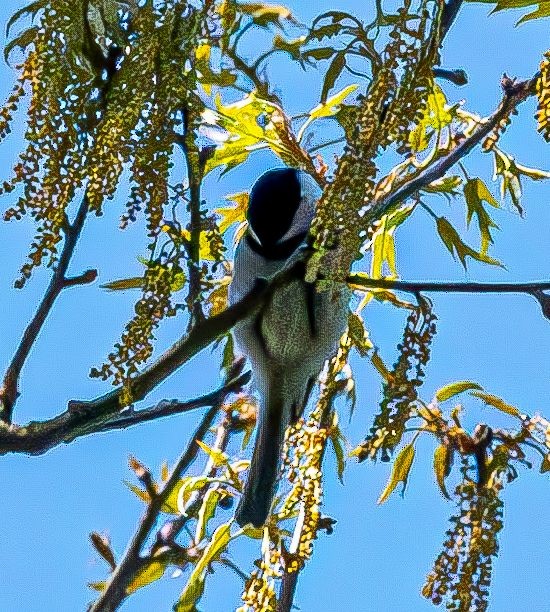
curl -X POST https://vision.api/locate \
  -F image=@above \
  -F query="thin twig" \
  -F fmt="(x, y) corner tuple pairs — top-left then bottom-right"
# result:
(156, 410), (234, 547)
(347, 277), (550, 294)
(0, 195), (91, 422)
(93, 371), (250, 434)
(88, 401), (223, 612)
(278, 570), (299, 612)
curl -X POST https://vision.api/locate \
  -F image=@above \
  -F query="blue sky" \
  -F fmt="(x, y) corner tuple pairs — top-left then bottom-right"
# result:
(0, 1), (549, 611)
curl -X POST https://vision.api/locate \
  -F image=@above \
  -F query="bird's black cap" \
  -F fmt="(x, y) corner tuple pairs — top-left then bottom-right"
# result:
(247, 168), (302, 250)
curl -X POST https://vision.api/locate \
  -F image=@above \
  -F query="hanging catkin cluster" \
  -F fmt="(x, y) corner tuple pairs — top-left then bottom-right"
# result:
(422, 461), (505, 611)
(355, 297), (437, 462)
(310, 0), (443, 283)
(238, 540), (282, 612)
(2, 0), (97, 286)
(536, 51), (550, 142)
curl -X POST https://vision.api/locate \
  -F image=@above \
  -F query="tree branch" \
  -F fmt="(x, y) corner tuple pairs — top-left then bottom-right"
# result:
(0, 196), (90, 423)
(366, 74), (538, 224)
(347, 277), (550, 294)
(155, 409), (234, 549)
(278, 570), (299, 612)
(2, 243), (549, 457)
(88, 401), (224, 612)
(93, 371), (250, 434)
(0, 266), (298, 456)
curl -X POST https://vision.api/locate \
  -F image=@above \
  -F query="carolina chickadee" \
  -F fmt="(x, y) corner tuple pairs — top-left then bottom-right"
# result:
(229, 168), (350, 527)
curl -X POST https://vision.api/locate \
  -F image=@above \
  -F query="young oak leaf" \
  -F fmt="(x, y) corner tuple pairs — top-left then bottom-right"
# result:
(435, 380), (483, 403)
(377, 442), (416, 504)
(464, 178), (500, 255)
(436, 217), (503, 269)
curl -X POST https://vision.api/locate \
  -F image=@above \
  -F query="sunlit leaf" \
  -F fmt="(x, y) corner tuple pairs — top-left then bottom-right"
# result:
(423, 175), (462, 196)
(174, 522), (234, 612)
(101, 277), (144, 291)
(466, 0), (550, 23)
(273, 33), (307, 62)
(433, 445), (452, 499)
(237, 2), (298, 28)
(435, 380), (483, 402)
(464, 178), (500, 254)
(203, 93), (292, 175)
(195, 488), (223, 543)
(126, 561), (166, 595)
(124, 481), (151, 504)
(436, 216), (503, 268)
(408, 84), (452, 152)
(377, 443), (415, 504)
(370, 222), (397, 280)
(196, 439), (229, 467)
(471, 391), (521, 417)
(215, 192), (248, 233)
(309, 84), (358, 119)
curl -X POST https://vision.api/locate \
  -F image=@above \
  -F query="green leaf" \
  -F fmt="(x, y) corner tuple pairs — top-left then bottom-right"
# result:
(436, 216), (503, 269)
(126, 561), (166, 595)
(471, 391), (521, 417)
(101, 277), (144, 291)
(196, 439), (229, 467)
(464, 178), (500, 255)
(166, 476), (213, 515)
(370, 222), (397, 280)
(435, 380), (483, 402)
(174, 522), (234, 612)
(203, 93), (292, 175)
(433, 445), (452, 499)
(124, 481), (151, 504)
(214, 192), (248, 234)
(423, 175), (462, 196)
(408, 84), (452, 152)
(489, 147), (550, 216)
(320, 52), (346, 103)
(347, 312), (371, 356)
(273, 33), (306, 61)
(310, 83), (358, 119)
(222, 334), (235, 372)
(303, 47), (337, 61)
(6, 0), (47, 37)
(377, 442), (415, 504)
(5, 26), (39, 63)
(469, 0), (550, 24)
(329, 414), (347, 483)
(517, 3), (550, 23)
(195, 488), (223, 543)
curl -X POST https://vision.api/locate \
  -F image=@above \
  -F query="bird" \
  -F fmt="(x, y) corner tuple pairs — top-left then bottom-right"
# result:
(229, 167), (350, 528)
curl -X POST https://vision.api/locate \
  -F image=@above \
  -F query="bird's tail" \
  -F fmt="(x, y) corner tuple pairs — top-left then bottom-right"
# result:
(235, 378), (292, 528)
